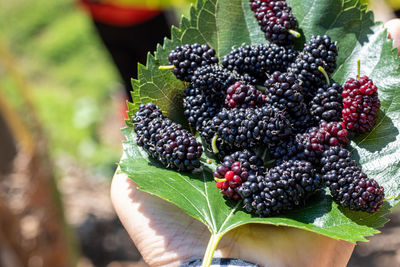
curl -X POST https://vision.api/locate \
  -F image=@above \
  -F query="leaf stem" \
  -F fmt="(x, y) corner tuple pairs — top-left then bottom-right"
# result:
(288, 29), (301, 38)
(356, 59), (361, 80)
(202, 233), (223, 267)
(318, 66), (330, 86)
(159, 65), (174, 70)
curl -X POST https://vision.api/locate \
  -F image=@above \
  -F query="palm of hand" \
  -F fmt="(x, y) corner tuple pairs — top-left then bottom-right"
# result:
(111, 172), (354, 267)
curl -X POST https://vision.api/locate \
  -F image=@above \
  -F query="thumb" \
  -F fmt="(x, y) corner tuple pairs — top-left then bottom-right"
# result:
(385, 18), (400, 55)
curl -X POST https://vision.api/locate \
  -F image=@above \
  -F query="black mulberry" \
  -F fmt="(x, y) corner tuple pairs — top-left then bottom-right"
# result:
(300, 121), (349, 159)
(249, 0), (299, 46)
(310, 82), (343, 124)
(206, 106), (292, 150)
(221, 43), (298, 82)
(133, 103), (203, 171)
(225, 82), (266, 108)
(167, 43), (218, 82)
(288, 35), (338, 100)
(239, 160), (321, 217)
(321, 147), (384, 213)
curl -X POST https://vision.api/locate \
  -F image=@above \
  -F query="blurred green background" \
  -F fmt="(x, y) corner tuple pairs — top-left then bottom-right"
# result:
(0, 0), (193, 179)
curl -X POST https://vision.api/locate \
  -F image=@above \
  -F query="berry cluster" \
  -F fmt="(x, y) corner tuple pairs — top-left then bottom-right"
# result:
(145, 0), (385, 217)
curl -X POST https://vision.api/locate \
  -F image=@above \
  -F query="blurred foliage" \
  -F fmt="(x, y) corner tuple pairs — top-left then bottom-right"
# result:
(386, 0), (400, 9)
(0, 0), (122, 177)
(115, 0), (196, 8)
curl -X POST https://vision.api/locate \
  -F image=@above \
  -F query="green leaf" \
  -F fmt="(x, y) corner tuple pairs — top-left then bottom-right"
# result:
(121, 0), (400, 260)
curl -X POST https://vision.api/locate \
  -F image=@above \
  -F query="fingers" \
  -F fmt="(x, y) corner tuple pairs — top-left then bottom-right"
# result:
(385, 18), (400, 54)
(111, 170), (355, 267)
(219, 223), (355, 267)
(110, 170), (211, 266)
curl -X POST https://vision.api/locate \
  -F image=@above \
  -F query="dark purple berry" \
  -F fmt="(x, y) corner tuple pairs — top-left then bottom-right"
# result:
(168, 43), (218, 82)
(221, 43), (298, 82)
(310, 82), (343, 124)
(249, 0), (299, 46)
(239, 160), (321, 217)
(133, 103), (203, 172)
(225, 82), (266, 108)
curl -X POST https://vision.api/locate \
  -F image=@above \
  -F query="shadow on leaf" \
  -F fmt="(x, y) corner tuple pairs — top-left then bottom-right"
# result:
(223, 189), (334, 224)
(339, 201), (391, 229)
(352, 110), (398, 153)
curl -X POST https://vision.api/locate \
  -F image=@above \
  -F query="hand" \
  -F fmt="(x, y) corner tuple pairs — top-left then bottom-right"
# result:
(111, 19), (400, 267)
(386, 18), (400, 55)
(111, 171), (354, 267)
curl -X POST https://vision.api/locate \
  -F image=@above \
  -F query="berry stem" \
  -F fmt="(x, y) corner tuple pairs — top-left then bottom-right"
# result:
(211, 135), (219, 154)
(159, 65), (175, 70)
(214, 177), (226, 183)
(384, 195), (394, 201)
(200, 158), (213, 164)
(202, 233), (223, 267)
(288, 29), (301, 38)
(356, 59), (361, 80)
(318, 66), (330, 86)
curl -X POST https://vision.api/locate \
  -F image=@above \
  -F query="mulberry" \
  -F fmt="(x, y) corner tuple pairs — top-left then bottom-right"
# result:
(184, 64), (252, 131)
(288, 35), (338, 100)
(249, 0), (299, 46)
(310, 82), (343, 124)
(221, 43), (298, 82)
(214, 150), (264, 200)
(342, 75), (380, 133)
(206, 106), (292, 150)
(167, 43), (218, 82)
(264, 71), (304, 115)
(301, 121), (349, 159)
(225, 82), (266, 108)
(268, 135), (307, 165)
(183, 85), (223, 131)
(239, 160), (321, 217)
(133, 103), (203, 171)
(319, 146), (355, 174)
(321, 147), (384, 213)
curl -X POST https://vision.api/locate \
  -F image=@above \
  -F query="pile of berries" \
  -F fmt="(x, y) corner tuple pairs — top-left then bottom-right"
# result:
(132, 0), (384, 217)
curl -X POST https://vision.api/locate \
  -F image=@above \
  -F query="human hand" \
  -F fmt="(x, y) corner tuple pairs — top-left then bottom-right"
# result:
(386, 18), (400, 55)
(111, 18), (400, 267)
(111, 171), (354, 267)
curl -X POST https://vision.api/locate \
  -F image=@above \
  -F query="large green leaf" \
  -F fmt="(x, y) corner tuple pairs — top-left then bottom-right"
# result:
(121, 0), (400, 263)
